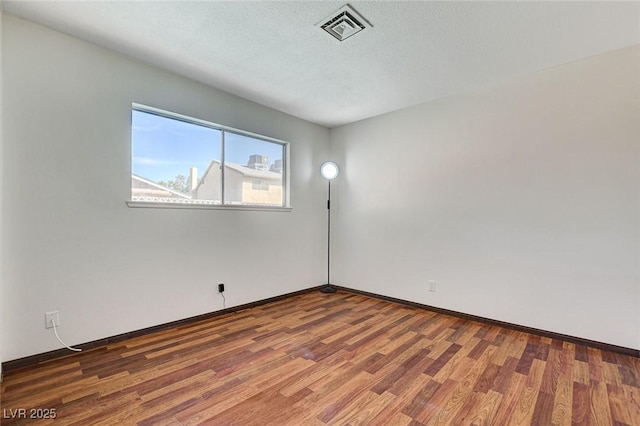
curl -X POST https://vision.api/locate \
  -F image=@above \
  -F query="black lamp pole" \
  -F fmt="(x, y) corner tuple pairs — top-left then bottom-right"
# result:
(320, 180), (336, 293)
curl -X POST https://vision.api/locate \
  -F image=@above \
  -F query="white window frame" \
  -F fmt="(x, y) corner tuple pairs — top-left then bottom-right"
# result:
(127, 104), (291, 211)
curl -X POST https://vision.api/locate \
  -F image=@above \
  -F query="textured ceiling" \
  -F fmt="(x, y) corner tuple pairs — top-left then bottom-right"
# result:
(3, 1), (639, 128)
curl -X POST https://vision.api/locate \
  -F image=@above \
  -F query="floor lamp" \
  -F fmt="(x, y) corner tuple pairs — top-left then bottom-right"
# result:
(320, 161), (339, 294)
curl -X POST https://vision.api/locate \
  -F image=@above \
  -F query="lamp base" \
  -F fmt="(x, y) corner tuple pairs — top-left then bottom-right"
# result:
(319, 285), (337, 294)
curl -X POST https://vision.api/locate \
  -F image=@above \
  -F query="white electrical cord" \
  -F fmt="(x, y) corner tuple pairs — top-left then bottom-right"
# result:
(50, 319), (82, 352)
(221, 292), (226, 309)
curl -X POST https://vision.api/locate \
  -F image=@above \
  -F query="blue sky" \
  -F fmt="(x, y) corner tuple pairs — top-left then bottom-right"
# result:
(132, 110), (283, 182)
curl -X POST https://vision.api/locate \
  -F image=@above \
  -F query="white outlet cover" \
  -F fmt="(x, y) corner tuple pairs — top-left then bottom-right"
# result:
(45, 311), (60, 329)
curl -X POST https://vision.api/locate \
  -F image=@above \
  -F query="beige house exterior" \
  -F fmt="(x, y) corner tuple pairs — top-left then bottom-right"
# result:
(132, 155), (283, 206)
(194, 160), (283, 206)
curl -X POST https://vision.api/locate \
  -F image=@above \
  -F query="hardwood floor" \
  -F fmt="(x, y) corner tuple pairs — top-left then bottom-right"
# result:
(1, 291), (639, 425)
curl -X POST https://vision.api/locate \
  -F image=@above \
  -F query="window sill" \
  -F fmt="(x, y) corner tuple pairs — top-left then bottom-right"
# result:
(126, 201), (292, 212)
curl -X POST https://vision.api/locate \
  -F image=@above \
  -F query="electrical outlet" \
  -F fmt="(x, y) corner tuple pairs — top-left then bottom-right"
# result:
(45, 311), (60, 329)
(428, 280), (436, 293)
(218, 283), (225, 293)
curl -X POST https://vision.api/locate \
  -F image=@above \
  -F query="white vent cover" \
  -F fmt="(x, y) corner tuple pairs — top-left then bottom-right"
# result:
(318, 4), (372, 42)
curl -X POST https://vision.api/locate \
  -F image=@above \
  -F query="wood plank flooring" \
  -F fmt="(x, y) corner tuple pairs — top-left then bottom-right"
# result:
(1, 291), (639, 425)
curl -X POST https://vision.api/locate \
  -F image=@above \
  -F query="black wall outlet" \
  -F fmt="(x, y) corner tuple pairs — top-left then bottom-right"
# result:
(218, 283), (225, 293)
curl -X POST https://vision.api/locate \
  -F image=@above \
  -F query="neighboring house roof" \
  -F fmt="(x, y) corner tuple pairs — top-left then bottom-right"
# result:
(224, 162), (282, 180)
(131, 174), (191, 199)
(194, 160), (282, 194)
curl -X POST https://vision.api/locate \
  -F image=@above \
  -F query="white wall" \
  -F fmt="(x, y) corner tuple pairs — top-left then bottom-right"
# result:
(1, 14), (329, 361)
(3, 13), (638, 363)
(0, 8), (4, 377)
(331, 45), (640, 350)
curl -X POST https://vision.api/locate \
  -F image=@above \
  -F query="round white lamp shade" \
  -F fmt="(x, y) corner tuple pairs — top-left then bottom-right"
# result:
(320, 161), (340, 180)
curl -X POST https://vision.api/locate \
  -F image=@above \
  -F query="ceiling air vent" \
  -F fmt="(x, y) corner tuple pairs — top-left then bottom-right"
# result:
(318, 4), (371, 42)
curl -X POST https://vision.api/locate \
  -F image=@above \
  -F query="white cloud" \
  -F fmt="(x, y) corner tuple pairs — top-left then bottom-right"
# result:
(132, 157), (181, 166)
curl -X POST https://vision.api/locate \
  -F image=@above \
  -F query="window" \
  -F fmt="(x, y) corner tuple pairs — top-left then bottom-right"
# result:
(252, 179), (269, 191)
(130, 105), (289, 209)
